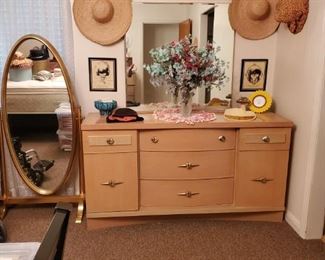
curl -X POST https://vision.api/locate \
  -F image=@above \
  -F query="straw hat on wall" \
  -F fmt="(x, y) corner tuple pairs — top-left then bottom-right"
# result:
(73, 0), (132, 46)
(275, 0), (309, 34)
(228, 0), (280, 40)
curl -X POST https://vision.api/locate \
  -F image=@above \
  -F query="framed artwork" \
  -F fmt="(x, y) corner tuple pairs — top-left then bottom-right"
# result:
(88, 57), (117, 91)
(239, 59), (268, 92)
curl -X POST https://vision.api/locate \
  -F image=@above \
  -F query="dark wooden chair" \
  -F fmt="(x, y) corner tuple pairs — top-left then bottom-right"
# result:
(0, 203), (71, 259)
(0, 219), (6, 243)
(34, 202), (72, 260)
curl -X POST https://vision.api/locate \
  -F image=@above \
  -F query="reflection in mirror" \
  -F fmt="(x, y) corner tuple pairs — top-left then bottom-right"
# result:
(126, 2), (234, 107)
(2, 35), (75, 195)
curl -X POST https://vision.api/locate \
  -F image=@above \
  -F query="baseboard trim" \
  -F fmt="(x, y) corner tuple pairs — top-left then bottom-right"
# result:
(285, 210), (305, 239)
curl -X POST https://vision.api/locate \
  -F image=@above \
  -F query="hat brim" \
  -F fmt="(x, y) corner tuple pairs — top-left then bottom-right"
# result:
(73, 0), (132, 46)
(229, 0), (280, 40)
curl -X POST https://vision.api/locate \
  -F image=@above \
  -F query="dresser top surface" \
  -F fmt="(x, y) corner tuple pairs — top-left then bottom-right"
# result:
(81, 112), (294, 131)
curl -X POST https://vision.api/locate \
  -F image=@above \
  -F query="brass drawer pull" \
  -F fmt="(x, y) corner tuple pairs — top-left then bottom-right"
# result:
(151, 136), (159, 144)
(101, 180), (123, 187)
(178, 162), (200, 170)
(218, 135), (226, 142)
(106, 138), (115, 145)
(252, 177), (273, 184)
(178, 191), (199, 198)
(262, 136), (270, 143)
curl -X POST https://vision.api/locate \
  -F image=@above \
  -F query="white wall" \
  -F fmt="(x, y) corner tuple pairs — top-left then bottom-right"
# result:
(188, 3), (234, 103)
(189, 3), (211, 48)
(69, 0), (126, 116)
(232, 33), (277, 107)
(273, 0), (325, 239)
(211, 4), (234, 101)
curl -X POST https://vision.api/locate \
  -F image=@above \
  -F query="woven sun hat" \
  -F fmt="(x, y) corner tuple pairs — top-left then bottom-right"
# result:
(275, 0), (309, 34)
(228, 0), (280, 40)
(73, 0), (132, 46)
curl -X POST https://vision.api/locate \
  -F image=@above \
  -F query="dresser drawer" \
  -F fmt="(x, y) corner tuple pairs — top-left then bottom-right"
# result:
(83, 130), (137, 153)
(84, 153), (138, 213)
(141, 179), (233, 207)
(140, 150), (235, 180)
(235, 151), (289, 207)
(140, 129), (236, 151)
(239, 128), (291, 151)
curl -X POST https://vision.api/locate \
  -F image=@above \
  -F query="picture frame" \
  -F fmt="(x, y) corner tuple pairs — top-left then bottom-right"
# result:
(239, 59), (268, 92)
(88, 57), (117, 91)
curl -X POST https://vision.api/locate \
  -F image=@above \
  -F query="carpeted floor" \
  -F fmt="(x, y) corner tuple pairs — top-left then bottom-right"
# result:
(20, 132), (71, 190)
(3, 205), (325, 260)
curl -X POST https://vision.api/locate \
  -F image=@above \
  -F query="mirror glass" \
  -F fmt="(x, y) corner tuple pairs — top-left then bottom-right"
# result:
(2, 35), (76, 195)
(126, 2), (234, 107)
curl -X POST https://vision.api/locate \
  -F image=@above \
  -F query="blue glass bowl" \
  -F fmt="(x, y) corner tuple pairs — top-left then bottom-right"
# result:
(94, 100), (117, 116)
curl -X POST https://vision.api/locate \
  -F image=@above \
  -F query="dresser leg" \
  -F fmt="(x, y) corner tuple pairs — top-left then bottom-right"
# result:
(75, 200), (84, 224)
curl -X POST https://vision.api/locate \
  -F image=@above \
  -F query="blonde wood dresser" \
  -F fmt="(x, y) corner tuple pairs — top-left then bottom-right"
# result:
(81, 112), (293, 224)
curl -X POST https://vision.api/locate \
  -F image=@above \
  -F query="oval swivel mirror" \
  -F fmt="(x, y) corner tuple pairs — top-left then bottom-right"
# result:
(1, 34), (78, 195)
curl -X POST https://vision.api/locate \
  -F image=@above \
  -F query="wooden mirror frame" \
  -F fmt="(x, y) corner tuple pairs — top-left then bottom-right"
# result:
(0, 118), (5, 218)
(1, 34), (79, 195)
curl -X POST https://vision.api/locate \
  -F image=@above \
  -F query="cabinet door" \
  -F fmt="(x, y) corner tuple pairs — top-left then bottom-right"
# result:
(235, 151), (289, 207)
(84, 153), (138, 213)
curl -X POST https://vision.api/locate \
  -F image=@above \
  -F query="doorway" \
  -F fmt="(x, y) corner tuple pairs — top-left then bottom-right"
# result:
(143, 23), (178, 104)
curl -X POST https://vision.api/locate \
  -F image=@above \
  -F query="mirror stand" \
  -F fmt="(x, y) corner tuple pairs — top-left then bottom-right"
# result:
(75, 106), (85, 224)
(0, 108), (85, 223)
(0, 113), (7, 219)
(0, 33), (85, 223)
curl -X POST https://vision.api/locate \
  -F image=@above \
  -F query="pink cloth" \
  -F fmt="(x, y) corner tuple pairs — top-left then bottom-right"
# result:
(153, 108), (216, 125)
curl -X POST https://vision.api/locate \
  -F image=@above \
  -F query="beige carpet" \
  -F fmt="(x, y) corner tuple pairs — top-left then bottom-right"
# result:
(2, 205), (325, 260)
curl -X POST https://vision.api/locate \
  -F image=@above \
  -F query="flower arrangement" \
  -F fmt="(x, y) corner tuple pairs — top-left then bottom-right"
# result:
(144, 36), (227, 106)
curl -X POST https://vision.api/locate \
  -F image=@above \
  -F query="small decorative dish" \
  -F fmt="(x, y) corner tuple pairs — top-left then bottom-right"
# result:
(94, 99), (117, 115)
(224, 108), (256, 121)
